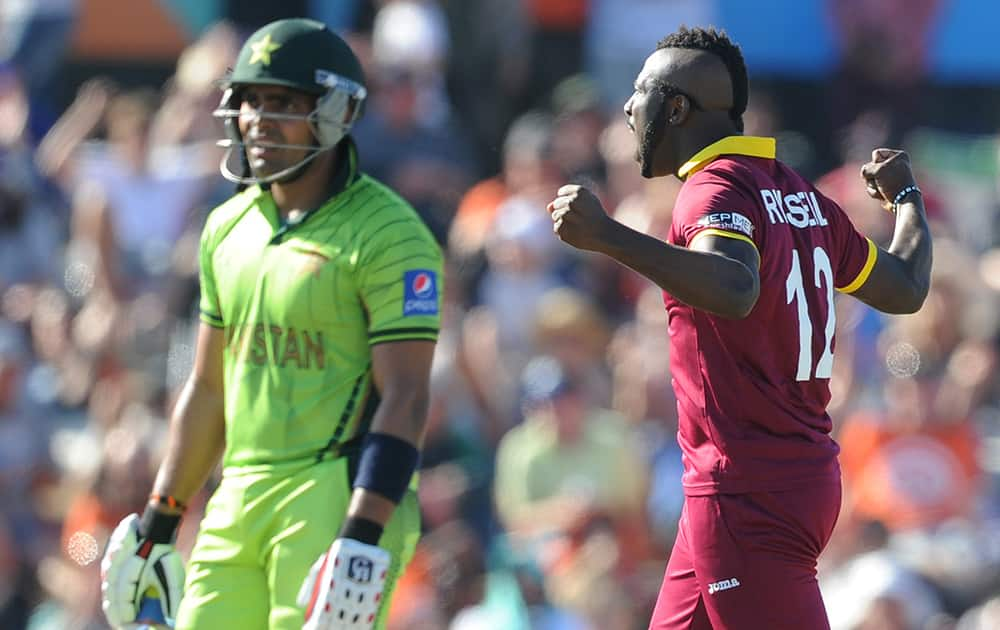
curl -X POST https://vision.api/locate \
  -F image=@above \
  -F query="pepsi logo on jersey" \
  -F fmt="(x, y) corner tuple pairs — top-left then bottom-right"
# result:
(403, 270), (439, 316)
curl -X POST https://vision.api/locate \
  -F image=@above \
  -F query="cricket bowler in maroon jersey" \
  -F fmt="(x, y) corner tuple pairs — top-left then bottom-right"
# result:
(547, 26), (933, 630)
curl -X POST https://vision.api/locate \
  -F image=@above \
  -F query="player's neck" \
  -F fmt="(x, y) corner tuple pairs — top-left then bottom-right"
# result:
(270, 150), (339, 219)
(677, 124), (740, 172)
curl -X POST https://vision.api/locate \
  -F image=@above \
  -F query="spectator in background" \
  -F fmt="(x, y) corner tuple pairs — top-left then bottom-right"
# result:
(448, 110), (560, 312)
(520, 0), (589, 110)
(308, 0), (368, 32)
(817, 110), (898, 243)
(155, 21), (242, 148)
(827, 0), (943, 140)
(0, 0), (79, 135)
(494, 356), (648, 580)
(605, 285), (683, 549)
(353, 0), (477, 243)
(438, 0), (532, 175)
(450, 533), (591, 630)
(549, 75), (608, 190)
(30, 425), (160, 629)
(821, 520), (945, 630)
(0, 515), (31, 629)
(465, 115), (582, 372)
(417, 342), (498, 543)
(837, 254), (995, 534)
(839, 374), (985, 534)
(0, 66), (63, 292)
(448, 110), (561, 306)
(0, 320), (54, 597)
(531, 287), (612, 408)
(956, 596), (1000, 629)
(37, 80), (217, 298)
(585, 0), (717, 108)
(478, 197), (567, 368)
(222, 0), (308, 35)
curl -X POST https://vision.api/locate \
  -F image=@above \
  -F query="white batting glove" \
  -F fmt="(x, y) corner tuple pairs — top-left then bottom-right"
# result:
(101, 514), (185, 629)
(298, 538), (391, 630)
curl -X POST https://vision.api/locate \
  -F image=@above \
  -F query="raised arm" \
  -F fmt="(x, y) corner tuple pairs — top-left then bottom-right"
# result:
(848, 149), (933, 314)
(36, 79), (115, 186)
(549, 184), (760, 318)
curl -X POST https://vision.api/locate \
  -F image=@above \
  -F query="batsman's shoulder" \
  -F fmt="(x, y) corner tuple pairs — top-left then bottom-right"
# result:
(353, 173), (418, 219)
(353, 173), (440, 255)
(201, 186), (266, 246)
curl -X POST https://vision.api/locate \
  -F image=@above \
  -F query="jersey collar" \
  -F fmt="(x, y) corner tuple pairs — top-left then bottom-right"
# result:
(331, 136), (360, 195)
(263, 138), (361, 244)
(677, 135), (776, 180)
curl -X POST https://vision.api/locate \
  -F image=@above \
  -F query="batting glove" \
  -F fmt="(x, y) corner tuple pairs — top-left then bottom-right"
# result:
(101, 513), (185, 629)
(298, 538), (391, 630)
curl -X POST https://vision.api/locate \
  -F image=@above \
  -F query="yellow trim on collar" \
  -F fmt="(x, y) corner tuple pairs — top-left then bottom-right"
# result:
(677, 136), (777, 179)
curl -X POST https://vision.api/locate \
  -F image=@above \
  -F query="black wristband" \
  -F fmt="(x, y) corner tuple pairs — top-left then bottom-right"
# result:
(352, 432), (420, 504)
(139, 504), (182, 545)
(338, 516), (384, 546)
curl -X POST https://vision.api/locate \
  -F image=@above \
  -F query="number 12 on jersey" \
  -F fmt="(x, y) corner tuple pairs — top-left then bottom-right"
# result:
(786, 246), (835, 381)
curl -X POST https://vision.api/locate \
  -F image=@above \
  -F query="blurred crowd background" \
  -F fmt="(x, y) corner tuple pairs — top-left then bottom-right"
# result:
(2, 1), (1000, 629)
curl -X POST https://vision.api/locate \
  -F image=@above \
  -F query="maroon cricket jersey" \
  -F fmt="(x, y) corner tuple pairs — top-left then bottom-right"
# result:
(665, 136), (877, 495)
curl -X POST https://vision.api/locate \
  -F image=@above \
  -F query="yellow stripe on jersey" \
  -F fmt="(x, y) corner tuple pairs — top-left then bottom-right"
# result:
(688, 228), (761, 268)
(837, 237), (878, 293)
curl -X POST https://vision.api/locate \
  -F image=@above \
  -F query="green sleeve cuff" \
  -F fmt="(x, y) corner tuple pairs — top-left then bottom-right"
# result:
(368, 327), (438, 346)
(200, 310), (225, 328)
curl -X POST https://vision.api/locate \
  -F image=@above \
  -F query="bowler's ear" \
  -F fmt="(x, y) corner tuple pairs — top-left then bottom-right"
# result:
(668, 94), (692, 126)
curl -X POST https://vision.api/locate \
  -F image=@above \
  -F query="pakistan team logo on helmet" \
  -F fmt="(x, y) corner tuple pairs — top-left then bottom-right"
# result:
(213, 18), (367, 185)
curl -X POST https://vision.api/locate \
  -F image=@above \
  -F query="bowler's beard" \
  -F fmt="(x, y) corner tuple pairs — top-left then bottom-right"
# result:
(638, 101), (668, 178)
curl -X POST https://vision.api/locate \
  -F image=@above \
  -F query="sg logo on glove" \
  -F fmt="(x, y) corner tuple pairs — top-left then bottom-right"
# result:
(347, 556), (374, 583)
(298, 538), (391, 630)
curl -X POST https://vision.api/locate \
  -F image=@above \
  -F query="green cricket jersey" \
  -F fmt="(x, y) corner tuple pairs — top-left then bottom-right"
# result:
(198, 146), (442, 469)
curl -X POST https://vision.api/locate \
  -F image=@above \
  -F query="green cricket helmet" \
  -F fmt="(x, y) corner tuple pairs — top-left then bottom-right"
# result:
(213, 18), (368, 185)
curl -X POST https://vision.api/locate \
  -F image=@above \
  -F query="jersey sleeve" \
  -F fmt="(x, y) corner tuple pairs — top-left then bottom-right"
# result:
(198, 217), (224, 328)
(822, 196), (878, 293)
(357, 207), (443, 346)
(672, 166), (763, 256)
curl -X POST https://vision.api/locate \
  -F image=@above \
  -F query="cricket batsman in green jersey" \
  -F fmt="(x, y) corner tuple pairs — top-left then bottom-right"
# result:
(99, 18), (442, 630)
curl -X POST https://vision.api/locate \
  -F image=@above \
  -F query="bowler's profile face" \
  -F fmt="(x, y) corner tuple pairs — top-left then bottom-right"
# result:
(624, 50), (675, 178)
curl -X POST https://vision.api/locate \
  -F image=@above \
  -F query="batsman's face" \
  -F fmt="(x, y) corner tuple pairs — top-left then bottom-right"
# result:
(238, 85), (317, 177)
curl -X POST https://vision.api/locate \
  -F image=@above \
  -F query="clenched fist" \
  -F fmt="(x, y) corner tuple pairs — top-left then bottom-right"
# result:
(860, 148), (919, 212)
(547, 185), (615, 252)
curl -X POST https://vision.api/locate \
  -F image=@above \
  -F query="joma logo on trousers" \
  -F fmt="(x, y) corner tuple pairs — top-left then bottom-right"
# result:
(707, 578), (741, 594)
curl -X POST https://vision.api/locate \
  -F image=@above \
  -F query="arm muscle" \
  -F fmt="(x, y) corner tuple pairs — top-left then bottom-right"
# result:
(848, 197), (932, 313)
(344, 340), (435, 525)
(151, 323), (227, 510)
(598, 222), (761, 318)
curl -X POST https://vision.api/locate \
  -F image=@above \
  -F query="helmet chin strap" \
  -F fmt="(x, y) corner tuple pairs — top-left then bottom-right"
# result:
(218, 141), (333, 186)
(213, 91), (355, 187)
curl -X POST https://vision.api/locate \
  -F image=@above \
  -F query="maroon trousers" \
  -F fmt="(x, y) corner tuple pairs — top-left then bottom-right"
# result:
(649, 482), (841, 630)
